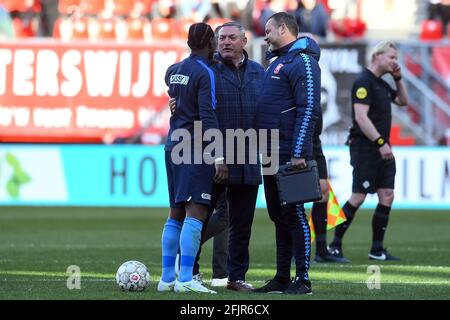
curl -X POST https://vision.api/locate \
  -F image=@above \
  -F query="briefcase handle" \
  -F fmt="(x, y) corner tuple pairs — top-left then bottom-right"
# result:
(279, 162), (314, 176)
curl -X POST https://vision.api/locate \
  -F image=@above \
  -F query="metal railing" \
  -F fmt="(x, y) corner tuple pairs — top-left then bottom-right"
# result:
(397, 41), (450, 145)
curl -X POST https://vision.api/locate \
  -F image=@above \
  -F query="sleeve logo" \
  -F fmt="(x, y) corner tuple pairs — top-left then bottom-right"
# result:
(356, 87), (368, 99)
(170, 74), (189, 85)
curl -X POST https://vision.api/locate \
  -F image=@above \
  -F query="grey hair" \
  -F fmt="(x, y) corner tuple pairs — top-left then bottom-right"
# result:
(215, 21), (246, 37)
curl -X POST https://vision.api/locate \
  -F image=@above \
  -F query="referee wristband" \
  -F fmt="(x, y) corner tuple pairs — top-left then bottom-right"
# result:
(394, 76), (402, 81)
(374, 136), (387, 147)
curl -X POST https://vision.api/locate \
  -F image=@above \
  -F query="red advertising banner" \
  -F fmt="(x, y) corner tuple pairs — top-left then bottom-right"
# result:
(0, 40), (188, 143)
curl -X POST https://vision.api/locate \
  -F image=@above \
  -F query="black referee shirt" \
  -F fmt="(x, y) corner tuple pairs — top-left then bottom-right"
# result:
(349, 68), (398, 143)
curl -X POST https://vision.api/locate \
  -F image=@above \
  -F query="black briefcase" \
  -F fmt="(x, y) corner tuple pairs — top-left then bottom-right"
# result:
(275, 160), (322, 206)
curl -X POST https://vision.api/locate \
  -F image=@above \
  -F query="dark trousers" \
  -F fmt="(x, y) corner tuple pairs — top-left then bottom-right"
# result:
(204, 191), (229, 279)
(263, 166), (311, 281)
(194, 183), (259, 281)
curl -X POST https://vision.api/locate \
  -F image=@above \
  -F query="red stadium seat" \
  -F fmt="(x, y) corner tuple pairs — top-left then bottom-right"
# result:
(151, 18), (176, 40)
(11, 17), (35, 37)
(125, 17), (150, 40)
(177, 18), (195, 40)
(71, 16), (89, 39)
(420, 19), (443, 40)
(1, 0), (34, 12)
(58, 0), (80, 15)
(207, 18), (231, 33)
(390, 125), (416, 146)
(330, 17), (366, 38)
(114, 0), (137, 16)
(97, 18), (117, 40)
(80, 0), (105, 15)
(140, 0), (154, 15)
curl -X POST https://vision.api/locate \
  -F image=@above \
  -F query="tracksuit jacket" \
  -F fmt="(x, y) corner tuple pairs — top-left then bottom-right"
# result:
(164, 53), (219, 152)
(256, 37), (322, 160)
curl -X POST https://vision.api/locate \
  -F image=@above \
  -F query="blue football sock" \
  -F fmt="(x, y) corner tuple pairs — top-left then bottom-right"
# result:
(178, 217), (203, 283)
(161, 218), (182, 283)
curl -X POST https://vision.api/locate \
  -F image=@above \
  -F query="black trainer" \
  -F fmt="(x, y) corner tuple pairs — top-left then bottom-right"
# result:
(314, 252), (350, 263)
(283, 277), (312, 295)
(327, 245), (351, 263)
(252, 278), (291, 293)
(369, 248), (400, 261)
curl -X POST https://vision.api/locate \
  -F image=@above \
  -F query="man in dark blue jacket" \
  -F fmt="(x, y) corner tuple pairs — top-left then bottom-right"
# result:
(254, 12), (321, 295)
(170, 22), (265, 292)
(204, 22), (265, 291)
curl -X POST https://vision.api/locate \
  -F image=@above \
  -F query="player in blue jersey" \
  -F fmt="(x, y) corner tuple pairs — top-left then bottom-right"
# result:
(157, 23), (227, 294)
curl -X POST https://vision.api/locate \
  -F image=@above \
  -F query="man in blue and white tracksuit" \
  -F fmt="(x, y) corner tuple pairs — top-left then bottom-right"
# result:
(254, 12), (321, 295)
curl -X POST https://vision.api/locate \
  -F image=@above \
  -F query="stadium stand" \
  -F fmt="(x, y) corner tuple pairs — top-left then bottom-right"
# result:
(58, 0), (80, 15)
(80, 0), (105, 15)
(177, 17), (196, 40)
(420, 19), (444, 40)
(113, 0), (137, 17)
(124, 16), (151, 40)
(207, 17), (230, 32)
(151, 17), (176, 40)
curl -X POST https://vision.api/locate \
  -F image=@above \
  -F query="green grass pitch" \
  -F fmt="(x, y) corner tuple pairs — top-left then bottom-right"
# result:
(0, 207), (449, 300)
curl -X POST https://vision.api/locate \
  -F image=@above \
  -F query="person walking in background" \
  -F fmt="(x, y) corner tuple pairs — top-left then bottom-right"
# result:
(328, 41), (408, 262)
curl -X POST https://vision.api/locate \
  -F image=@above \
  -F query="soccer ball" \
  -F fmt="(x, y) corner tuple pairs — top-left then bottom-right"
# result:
(116, 261), (151, 291)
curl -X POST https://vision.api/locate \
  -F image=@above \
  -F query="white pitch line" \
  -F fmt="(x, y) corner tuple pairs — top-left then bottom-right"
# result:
(1, 279), (449, 285)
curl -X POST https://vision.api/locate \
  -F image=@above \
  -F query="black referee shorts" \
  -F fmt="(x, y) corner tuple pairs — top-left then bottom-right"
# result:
(312, 141), (328, 180)
(349, 142), (396, 194)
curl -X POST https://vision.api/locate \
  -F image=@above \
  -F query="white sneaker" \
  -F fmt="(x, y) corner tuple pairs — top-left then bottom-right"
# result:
(157, 279), (175, 292)
(174, 279), (217, 294)
(193, 273), (205, 286)
(210, 277), (228, 287)
(174, 253), (180, 276)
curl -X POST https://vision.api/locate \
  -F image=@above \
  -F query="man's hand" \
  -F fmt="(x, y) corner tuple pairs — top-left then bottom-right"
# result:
(290, 157), (307, 170)
(379, 144), (394, 160)
(169, 97), (176, 114)
(391, 62), (402, 81)
(214, 158), (228, 183)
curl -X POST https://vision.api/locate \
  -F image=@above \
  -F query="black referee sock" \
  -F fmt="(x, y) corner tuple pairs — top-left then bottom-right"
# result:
(312, 202), (328, 255)
(371, 204), (391, 251)
(330, 201), (358, 248)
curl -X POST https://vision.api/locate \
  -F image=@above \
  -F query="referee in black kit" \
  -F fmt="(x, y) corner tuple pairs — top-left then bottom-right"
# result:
(328, 41), (408, 261)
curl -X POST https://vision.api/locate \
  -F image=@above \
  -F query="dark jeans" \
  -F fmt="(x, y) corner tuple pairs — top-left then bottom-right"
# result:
(204, 191), (229, 279)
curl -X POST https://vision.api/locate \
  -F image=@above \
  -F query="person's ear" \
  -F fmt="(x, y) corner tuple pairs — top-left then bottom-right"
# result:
(279, 23), (286, 35)
(242, 35), (248, 47)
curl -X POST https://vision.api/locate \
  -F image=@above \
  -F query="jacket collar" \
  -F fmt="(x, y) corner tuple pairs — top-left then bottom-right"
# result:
(215, 50), (249, 69)
(265, 37), (321, 62)
(189, 53), (213, 65)
(265, 40), (296, 60)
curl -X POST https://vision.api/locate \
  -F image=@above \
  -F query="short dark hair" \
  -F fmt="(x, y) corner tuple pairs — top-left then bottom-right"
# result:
(268, 12), (299, 36)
